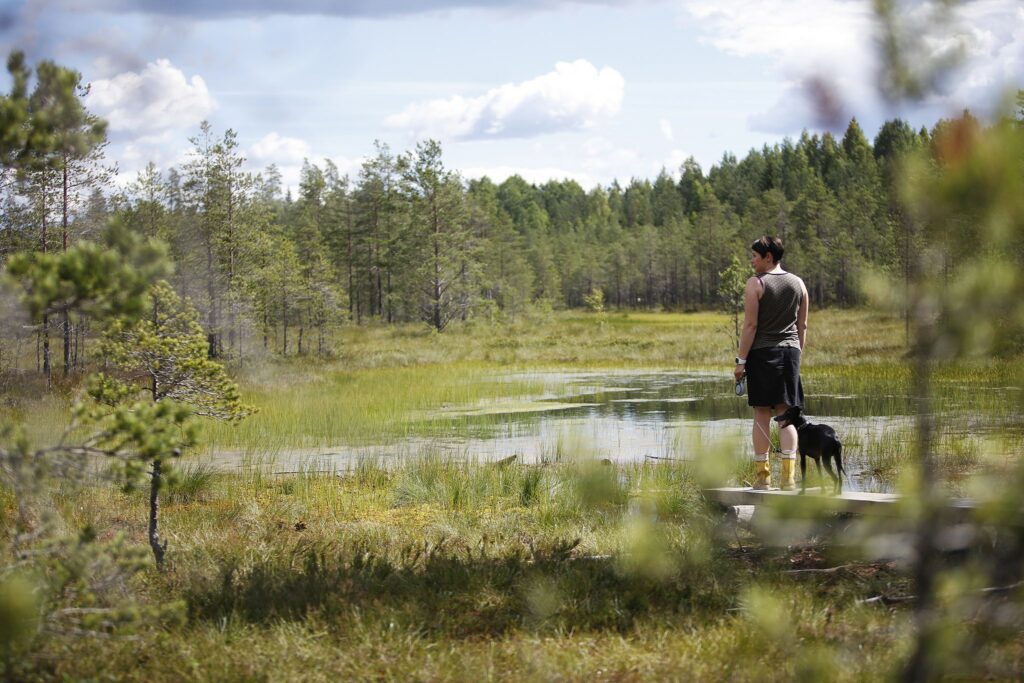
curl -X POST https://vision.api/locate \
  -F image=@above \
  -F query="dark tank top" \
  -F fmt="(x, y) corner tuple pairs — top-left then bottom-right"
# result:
(751, 271), (803, 350)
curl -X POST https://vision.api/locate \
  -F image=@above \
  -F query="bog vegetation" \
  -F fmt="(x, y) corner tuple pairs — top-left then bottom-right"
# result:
(2, 5), (1024, 679)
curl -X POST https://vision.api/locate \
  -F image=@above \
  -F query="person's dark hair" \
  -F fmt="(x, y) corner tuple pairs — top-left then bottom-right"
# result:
(751, 236), (784, 263)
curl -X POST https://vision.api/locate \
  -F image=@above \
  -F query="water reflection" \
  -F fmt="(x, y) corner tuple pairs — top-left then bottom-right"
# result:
(441, 371), (998, 493)
(520, 371), (916, 424)
(208, 371), (1013, 496)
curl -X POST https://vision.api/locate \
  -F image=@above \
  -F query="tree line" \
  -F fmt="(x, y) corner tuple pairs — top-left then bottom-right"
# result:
(2, 53), (1021, 376)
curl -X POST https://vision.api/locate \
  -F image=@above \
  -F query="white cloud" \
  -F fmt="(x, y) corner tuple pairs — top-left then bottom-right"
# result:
(659, 118), (674, 142)
(683, 0), (1024, 132)
(946, 2), (1024, 103)
(385, 59), (625, 141)
(683, 0), (873, 133)
(86, 59), (216, 133)
(242, 134), (363, 195)
(654, 149), (690, 179)
(110, 135), (191, 189)
(684, 0), (872, 71)
(248, 132), (313, 166)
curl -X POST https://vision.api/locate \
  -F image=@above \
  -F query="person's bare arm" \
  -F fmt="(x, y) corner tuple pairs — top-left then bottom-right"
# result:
(797, 281), (809, 351)
(734, 277), (761, 381)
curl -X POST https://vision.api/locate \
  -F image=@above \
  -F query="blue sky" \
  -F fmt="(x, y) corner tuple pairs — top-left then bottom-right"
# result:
(2, 0), (1022, 191)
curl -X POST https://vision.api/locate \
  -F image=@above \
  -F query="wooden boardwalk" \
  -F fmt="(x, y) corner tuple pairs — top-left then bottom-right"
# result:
(705, 487), (977, 518)
(705, 486), (932, 517)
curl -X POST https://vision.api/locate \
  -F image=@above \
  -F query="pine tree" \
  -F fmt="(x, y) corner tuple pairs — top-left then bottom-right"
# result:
(5, 57), (108, 385)
(353, 142), (405, 322)
(403, 140), (474, 331)
(95, 280), (252, 565)
(180, 122), (249, 358)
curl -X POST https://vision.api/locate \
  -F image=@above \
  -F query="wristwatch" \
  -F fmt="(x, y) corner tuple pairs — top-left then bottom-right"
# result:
(735, 357), (746, 365)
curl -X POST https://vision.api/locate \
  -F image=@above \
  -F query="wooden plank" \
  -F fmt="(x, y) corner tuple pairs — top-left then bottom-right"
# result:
(704, 487), (977, 518)
(704, 487), (903, 516)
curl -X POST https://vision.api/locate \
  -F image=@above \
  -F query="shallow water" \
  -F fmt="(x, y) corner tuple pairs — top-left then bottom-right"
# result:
(206, 370), (962, 493)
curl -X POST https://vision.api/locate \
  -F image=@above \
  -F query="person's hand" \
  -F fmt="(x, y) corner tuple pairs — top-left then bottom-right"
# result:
(734, 364), (746, 382)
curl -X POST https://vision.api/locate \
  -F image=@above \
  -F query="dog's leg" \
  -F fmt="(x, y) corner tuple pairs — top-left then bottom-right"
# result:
(813, 457), (824, 493)
(800, 454), (807, 494)
(835, 444), (844, 495)
(822, 457), (840, 496)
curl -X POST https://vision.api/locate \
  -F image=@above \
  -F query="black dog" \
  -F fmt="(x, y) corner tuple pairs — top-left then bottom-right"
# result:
(773, 406), (846, 495)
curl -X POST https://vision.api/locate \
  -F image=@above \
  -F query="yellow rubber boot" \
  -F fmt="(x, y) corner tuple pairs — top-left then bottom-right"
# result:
(752, 453), (771, 490)
(780, 451), (796, 491)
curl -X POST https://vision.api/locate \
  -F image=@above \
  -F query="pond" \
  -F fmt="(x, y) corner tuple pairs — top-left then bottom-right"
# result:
(212, 369), (983, 494)
(433, 370), (918, 492)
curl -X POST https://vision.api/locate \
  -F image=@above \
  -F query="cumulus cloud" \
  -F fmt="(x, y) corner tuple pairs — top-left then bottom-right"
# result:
(248, 132), (313, 166)
(945, 2), (1024, 101)
(244, 132), (362, 194)
(683, 0), (873, 133)
(85, 59), (216, 133)
(685, 0), (872, 70)
(654, 149), (690, 179)
(683, 0), (1024, 133)
(385, 59), (625, 141)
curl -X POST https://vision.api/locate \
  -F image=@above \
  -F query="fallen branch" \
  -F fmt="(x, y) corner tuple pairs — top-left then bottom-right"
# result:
(859, 581), (1024, 606)
(785, 563), (857, 575)
(978, 580), (1024, 595)
(859, 594), (915, 605)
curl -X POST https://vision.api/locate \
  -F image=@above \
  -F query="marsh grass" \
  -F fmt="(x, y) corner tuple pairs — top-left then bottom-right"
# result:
(28, 453), (1000, 682)
(8, 310), (1021, 463)
(164, 461), (218, 504)
(196, 362), (558, 453)
(205, 311), (1022, 462)
(21, 443), (1024, 681)
(9, 309), (1024, 679)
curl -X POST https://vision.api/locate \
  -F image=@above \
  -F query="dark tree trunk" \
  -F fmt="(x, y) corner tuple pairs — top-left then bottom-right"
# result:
(62, 163), (72, 377)
(148, 459), (167, 568)
(40, 190), (51, 387)
(206, 239), (220, 358)
(282, 293), (289, 355)
(41, 316), (50, 389)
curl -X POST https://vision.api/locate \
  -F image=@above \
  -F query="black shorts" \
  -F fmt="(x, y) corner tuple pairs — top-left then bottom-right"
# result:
(746, 345), (804, 408)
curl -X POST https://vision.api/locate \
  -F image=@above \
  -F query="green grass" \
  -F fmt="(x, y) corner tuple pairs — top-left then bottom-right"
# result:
(15, 451), (1024, 681)
(8, 309), (1021, 457)
(202, 309), (1024, 459)
(7, 309), (1024, 680)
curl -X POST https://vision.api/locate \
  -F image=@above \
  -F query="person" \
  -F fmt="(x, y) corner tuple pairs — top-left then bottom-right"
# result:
(733, 236), (809, 490)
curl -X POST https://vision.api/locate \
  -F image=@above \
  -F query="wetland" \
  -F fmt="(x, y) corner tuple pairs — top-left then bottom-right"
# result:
(7, 309), (1024, 680)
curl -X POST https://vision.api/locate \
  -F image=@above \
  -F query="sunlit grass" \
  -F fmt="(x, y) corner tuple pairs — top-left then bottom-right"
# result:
(37, 451), (1005, 681)
(196, 362), (558, 453)
(6, 309), (1022, 483)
